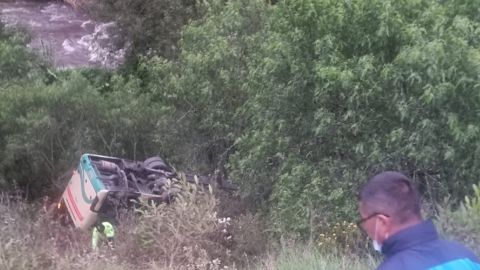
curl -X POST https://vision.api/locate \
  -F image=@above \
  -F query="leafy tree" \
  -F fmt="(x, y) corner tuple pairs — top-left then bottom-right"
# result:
(140, 0), (269, 173)
(138, 0), (480, 238)
(0, 23), (39, 85)
(228, 0), (480, 237)
(0, 73), (104, 195)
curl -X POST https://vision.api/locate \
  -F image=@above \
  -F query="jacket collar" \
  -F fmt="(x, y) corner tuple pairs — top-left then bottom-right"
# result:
(381, 219), (439, 258)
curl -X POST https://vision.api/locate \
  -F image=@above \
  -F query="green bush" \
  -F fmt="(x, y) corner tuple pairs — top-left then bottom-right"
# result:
(316, 221), (367, 256)
(0, 69), (169, 198)
(0, 23), (40, 84)
(130, 0), (480, 239)
(229, 0), (480, 238)
(0, 72), (102, 196)
(435, 182), (480, 256)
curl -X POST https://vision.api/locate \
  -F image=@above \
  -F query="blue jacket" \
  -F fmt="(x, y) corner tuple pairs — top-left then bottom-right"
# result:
(377, 219), (480, 270)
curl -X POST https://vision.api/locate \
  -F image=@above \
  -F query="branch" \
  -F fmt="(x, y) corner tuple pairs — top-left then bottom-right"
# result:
(95, 124), (113, 156)
(176, 109), (193, 124)
(109, 125), (117, 155)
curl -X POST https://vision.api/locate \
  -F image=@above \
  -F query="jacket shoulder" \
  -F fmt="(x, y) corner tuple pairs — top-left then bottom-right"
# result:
(436, 239), (479, 263)
(376, 239), (480, 270)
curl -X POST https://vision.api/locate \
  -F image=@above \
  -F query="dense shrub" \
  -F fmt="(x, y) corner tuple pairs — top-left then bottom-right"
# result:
(4, 0), (480, 245)
(0, 70), (169, 198)
(0, 23), (41, 85)
(132, 176), (232, 268)
(138, 0), (480, 239)
(316, 221), (367, 256)
(0, 72), (104, 196)
(435, 182), (480, 256)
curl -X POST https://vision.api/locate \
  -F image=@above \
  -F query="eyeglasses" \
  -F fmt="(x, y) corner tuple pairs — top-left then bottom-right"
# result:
(356, 212), (390, 234)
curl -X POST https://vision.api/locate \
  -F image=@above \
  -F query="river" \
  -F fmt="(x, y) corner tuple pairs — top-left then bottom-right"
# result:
(0, 0), (121, 69)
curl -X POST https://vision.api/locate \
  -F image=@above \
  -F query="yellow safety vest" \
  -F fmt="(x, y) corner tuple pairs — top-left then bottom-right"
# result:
(92, 222), (115, 250)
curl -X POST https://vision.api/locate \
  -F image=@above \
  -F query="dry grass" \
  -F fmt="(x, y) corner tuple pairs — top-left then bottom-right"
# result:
(0, 180), (256, 270)
(0, 186), (375, 270)
(258, 248), (378, 270)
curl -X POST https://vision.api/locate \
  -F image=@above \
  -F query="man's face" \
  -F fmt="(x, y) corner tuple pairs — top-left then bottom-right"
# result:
(358, 202), (390, 245)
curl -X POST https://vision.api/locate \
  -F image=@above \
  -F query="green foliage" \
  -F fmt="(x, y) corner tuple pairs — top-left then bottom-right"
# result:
(435, 182), (480, 256)
(317, 221), (366, 255)
(0, 23), (39, 84)
(222, 0), (480, 237)
(4, 0), (480, 244)
(0, 70), (172, 197)
(136, 0), (270, 172)
(0, 19), (171, 197)
(133, 0), (480, 239)
(0, 73), (101, 194)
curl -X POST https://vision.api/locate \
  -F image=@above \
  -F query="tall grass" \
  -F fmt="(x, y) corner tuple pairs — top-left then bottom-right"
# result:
(5, 180), (480, 270)
(0, 188), (379, 270)
(260, 249), (378, 270)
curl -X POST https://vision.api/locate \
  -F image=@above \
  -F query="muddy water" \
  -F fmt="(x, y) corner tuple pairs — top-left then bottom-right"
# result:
(0, 0), (121, 69)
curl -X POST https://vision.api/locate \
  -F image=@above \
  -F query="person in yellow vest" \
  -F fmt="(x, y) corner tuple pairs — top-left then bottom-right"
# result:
(92, 221), (115, 251)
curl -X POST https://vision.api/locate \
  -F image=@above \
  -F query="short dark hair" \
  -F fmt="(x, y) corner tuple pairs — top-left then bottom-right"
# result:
(359, 171), (421, 224)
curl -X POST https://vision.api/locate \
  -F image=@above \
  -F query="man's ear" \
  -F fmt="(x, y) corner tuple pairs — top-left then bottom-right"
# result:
(377, 214), (391, 228)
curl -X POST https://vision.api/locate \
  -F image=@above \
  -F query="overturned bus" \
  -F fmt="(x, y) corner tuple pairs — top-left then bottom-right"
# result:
(54, 154), (237, 229)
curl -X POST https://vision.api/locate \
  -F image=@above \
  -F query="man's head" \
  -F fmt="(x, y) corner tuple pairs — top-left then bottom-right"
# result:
(357, 171), (422, 248)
